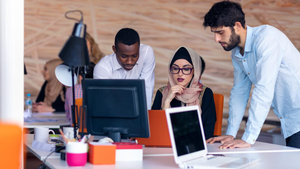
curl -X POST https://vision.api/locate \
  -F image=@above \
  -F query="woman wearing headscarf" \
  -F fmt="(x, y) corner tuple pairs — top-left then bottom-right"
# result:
(33, 58), (66, 112)
(152, 46), (216, 139)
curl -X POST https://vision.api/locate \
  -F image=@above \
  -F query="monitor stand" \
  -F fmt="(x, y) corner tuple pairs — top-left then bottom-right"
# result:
(104, 127), (128, 142)
(108, 131), (121, 142)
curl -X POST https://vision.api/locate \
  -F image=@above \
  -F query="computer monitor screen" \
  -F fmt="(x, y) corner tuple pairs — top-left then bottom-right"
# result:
(82, 79), (150, 142)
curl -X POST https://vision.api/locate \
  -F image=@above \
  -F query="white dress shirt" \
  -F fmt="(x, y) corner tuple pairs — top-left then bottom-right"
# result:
(226, 25), (300, 144)
(94, 44), (155, 110)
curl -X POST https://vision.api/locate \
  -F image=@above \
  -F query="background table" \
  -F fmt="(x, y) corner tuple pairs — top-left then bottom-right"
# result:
(24, 112), (70, 129)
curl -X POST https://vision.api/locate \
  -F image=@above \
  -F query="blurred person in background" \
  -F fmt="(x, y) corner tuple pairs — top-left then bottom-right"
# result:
(33, 58), (66, 112)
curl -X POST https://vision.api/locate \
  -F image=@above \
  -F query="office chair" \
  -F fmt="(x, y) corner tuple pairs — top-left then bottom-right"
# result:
(0, 122), (22, 169)
(213, 93), (224, 136)
(137, 93), (225, 146)
(75, 98), (87, 134)
(136, 110), (172, 147)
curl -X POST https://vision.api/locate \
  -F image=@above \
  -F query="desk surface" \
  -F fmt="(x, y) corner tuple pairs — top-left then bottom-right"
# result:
(45, 151), (300, 169)
(144, 141), (300, 156)
(26, 134), (300, 168)
(26, 134), (61, 161)
(24, 112), (70, 129)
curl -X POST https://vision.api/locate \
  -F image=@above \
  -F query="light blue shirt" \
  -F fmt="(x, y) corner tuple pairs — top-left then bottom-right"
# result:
(226, 25), (300, 144)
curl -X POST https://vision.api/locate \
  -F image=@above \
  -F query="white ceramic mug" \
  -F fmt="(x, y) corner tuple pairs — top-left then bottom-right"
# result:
(34, 127), (55, 143)
(63, 127), (76, 140)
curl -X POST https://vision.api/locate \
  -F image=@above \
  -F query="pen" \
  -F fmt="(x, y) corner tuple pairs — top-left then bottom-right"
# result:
(59, 128), (69, 143)
(80, 135), (87, 143)
(86, 134), (91, 143)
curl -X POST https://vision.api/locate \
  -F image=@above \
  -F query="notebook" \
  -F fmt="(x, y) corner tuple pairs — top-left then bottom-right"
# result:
(165, 106), (259, 169)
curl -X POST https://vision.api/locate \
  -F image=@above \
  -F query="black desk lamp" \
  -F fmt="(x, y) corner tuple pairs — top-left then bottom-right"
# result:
(58, 10), (90, 139)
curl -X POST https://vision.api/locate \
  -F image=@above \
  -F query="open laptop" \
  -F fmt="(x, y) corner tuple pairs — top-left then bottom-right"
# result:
(165, 106), (259, 169)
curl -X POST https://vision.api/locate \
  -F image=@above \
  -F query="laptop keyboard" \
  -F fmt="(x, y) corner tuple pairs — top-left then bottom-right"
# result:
(186, 156), (241, 168)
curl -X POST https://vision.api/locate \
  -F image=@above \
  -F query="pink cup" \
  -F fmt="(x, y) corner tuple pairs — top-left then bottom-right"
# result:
(66, 142), (88, 166)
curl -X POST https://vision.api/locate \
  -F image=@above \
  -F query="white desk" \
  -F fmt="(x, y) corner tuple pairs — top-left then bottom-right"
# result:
(25, 134), (174, 160)
(144, 141), (300, 156)
(24, 112), (70, 129)
(25, 134), (171, 160)
(25, 134), (300, 168)
(26, 134), (61, 161)
(207, 141), (300, 154)
(44, 151), (300, 169)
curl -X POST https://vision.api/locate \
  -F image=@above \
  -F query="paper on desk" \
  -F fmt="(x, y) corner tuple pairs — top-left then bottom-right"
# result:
(32, 112), (53, 116)
(32, 140), (55, 151)
(24, 117), (58, 122)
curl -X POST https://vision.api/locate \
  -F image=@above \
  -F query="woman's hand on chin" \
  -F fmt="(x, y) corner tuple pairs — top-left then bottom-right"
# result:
(167, 85), (185, 100)
(162, 85), (185, 110)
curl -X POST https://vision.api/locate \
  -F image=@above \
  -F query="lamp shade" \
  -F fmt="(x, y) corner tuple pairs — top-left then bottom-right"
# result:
(55, 64), (77, 87)
(59, 23), (90, 67)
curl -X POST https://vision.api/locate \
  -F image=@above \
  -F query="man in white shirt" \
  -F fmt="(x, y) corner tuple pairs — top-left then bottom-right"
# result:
(203, 1), (300, 148)
(94, 28), (155, 109)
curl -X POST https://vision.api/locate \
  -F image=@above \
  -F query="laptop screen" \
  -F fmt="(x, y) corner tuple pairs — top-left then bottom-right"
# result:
(170, 109), (205, 156)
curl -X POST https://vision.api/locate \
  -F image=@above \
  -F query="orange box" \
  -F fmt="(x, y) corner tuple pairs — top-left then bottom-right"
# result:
(88, 142), (116, 165)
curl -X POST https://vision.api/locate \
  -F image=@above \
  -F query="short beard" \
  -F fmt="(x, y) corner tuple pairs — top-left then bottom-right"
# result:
(223, 28), (240, 51)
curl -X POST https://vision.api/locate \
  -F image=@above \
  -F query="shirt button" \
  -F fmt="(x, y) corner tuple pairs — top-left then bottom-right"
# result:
(280, 117), (282, 119)
(248, 73), (250, 75)
(243, 60), (246, 62)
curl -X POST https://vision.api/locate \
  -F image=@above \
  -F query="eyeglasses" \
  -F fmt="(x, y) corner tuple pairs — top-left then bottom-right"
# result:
(170, 66), (194, 75)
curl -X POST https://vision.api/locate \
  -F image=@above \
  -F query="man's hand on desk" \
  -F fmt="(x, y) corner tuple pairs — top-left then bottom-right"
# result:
(218, 139), (251, 149)
(206, 135), (234, 144)
(206, 135), (251, 149)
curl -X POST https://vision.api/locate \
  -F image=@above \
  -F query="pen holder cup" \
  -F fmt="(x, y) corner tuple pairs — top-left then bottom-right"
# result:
(66, 142), (88, 166)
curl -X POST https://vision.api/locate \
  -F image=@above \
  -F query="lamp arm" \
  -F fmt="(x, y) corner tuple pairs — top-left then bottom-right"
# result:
(70, 66), (78, 140)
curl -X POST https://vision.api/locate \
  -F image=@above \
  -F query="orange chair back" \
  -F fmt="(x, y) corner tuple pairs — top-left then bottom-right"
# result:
(213, 94), (224, 136)
(136, 110), (171, 147)
(0, 123), (22, 169)
(75, 98), (87, 133)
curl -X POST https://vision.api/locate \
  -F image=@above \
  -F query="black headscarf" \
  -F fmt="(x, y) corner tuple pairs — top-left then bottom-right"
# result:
(170, 47), (193, 67)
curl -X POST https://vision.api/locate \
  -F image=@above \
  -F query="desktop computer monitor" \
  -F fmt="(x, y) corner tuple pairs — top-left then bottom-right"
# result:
(82, 79), (150, 142)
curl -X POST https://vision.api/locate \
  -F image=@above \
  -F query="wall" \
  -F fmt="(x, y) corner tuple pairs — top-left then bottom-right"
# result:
(24, 0), (300, 113)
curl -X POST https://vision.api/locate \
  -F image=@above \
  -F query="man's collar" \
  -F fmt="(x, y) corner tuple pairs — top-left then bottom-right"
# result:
(112, 53), (123, 71)
(244, 25), (253, 53)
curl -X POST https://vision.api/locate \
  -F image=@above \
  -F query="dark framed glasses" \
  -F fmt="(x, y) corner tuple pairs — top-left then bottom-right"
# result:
(170, 66), (194, 75)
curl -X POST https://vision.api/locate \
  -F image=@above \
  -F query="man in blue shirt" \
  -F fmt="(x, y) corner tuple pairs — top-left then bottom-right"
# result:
(203, 1), (300, 148)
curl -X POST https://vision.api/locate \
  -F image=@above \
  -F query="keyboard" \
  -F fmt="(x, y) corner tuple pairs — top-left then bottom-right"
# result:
(183, 156), (241, 168)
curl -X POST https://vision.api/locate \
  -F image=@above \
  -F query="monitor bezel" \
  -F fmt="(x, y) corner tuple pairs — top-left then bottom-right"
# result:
(82, 79), (150, 142)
